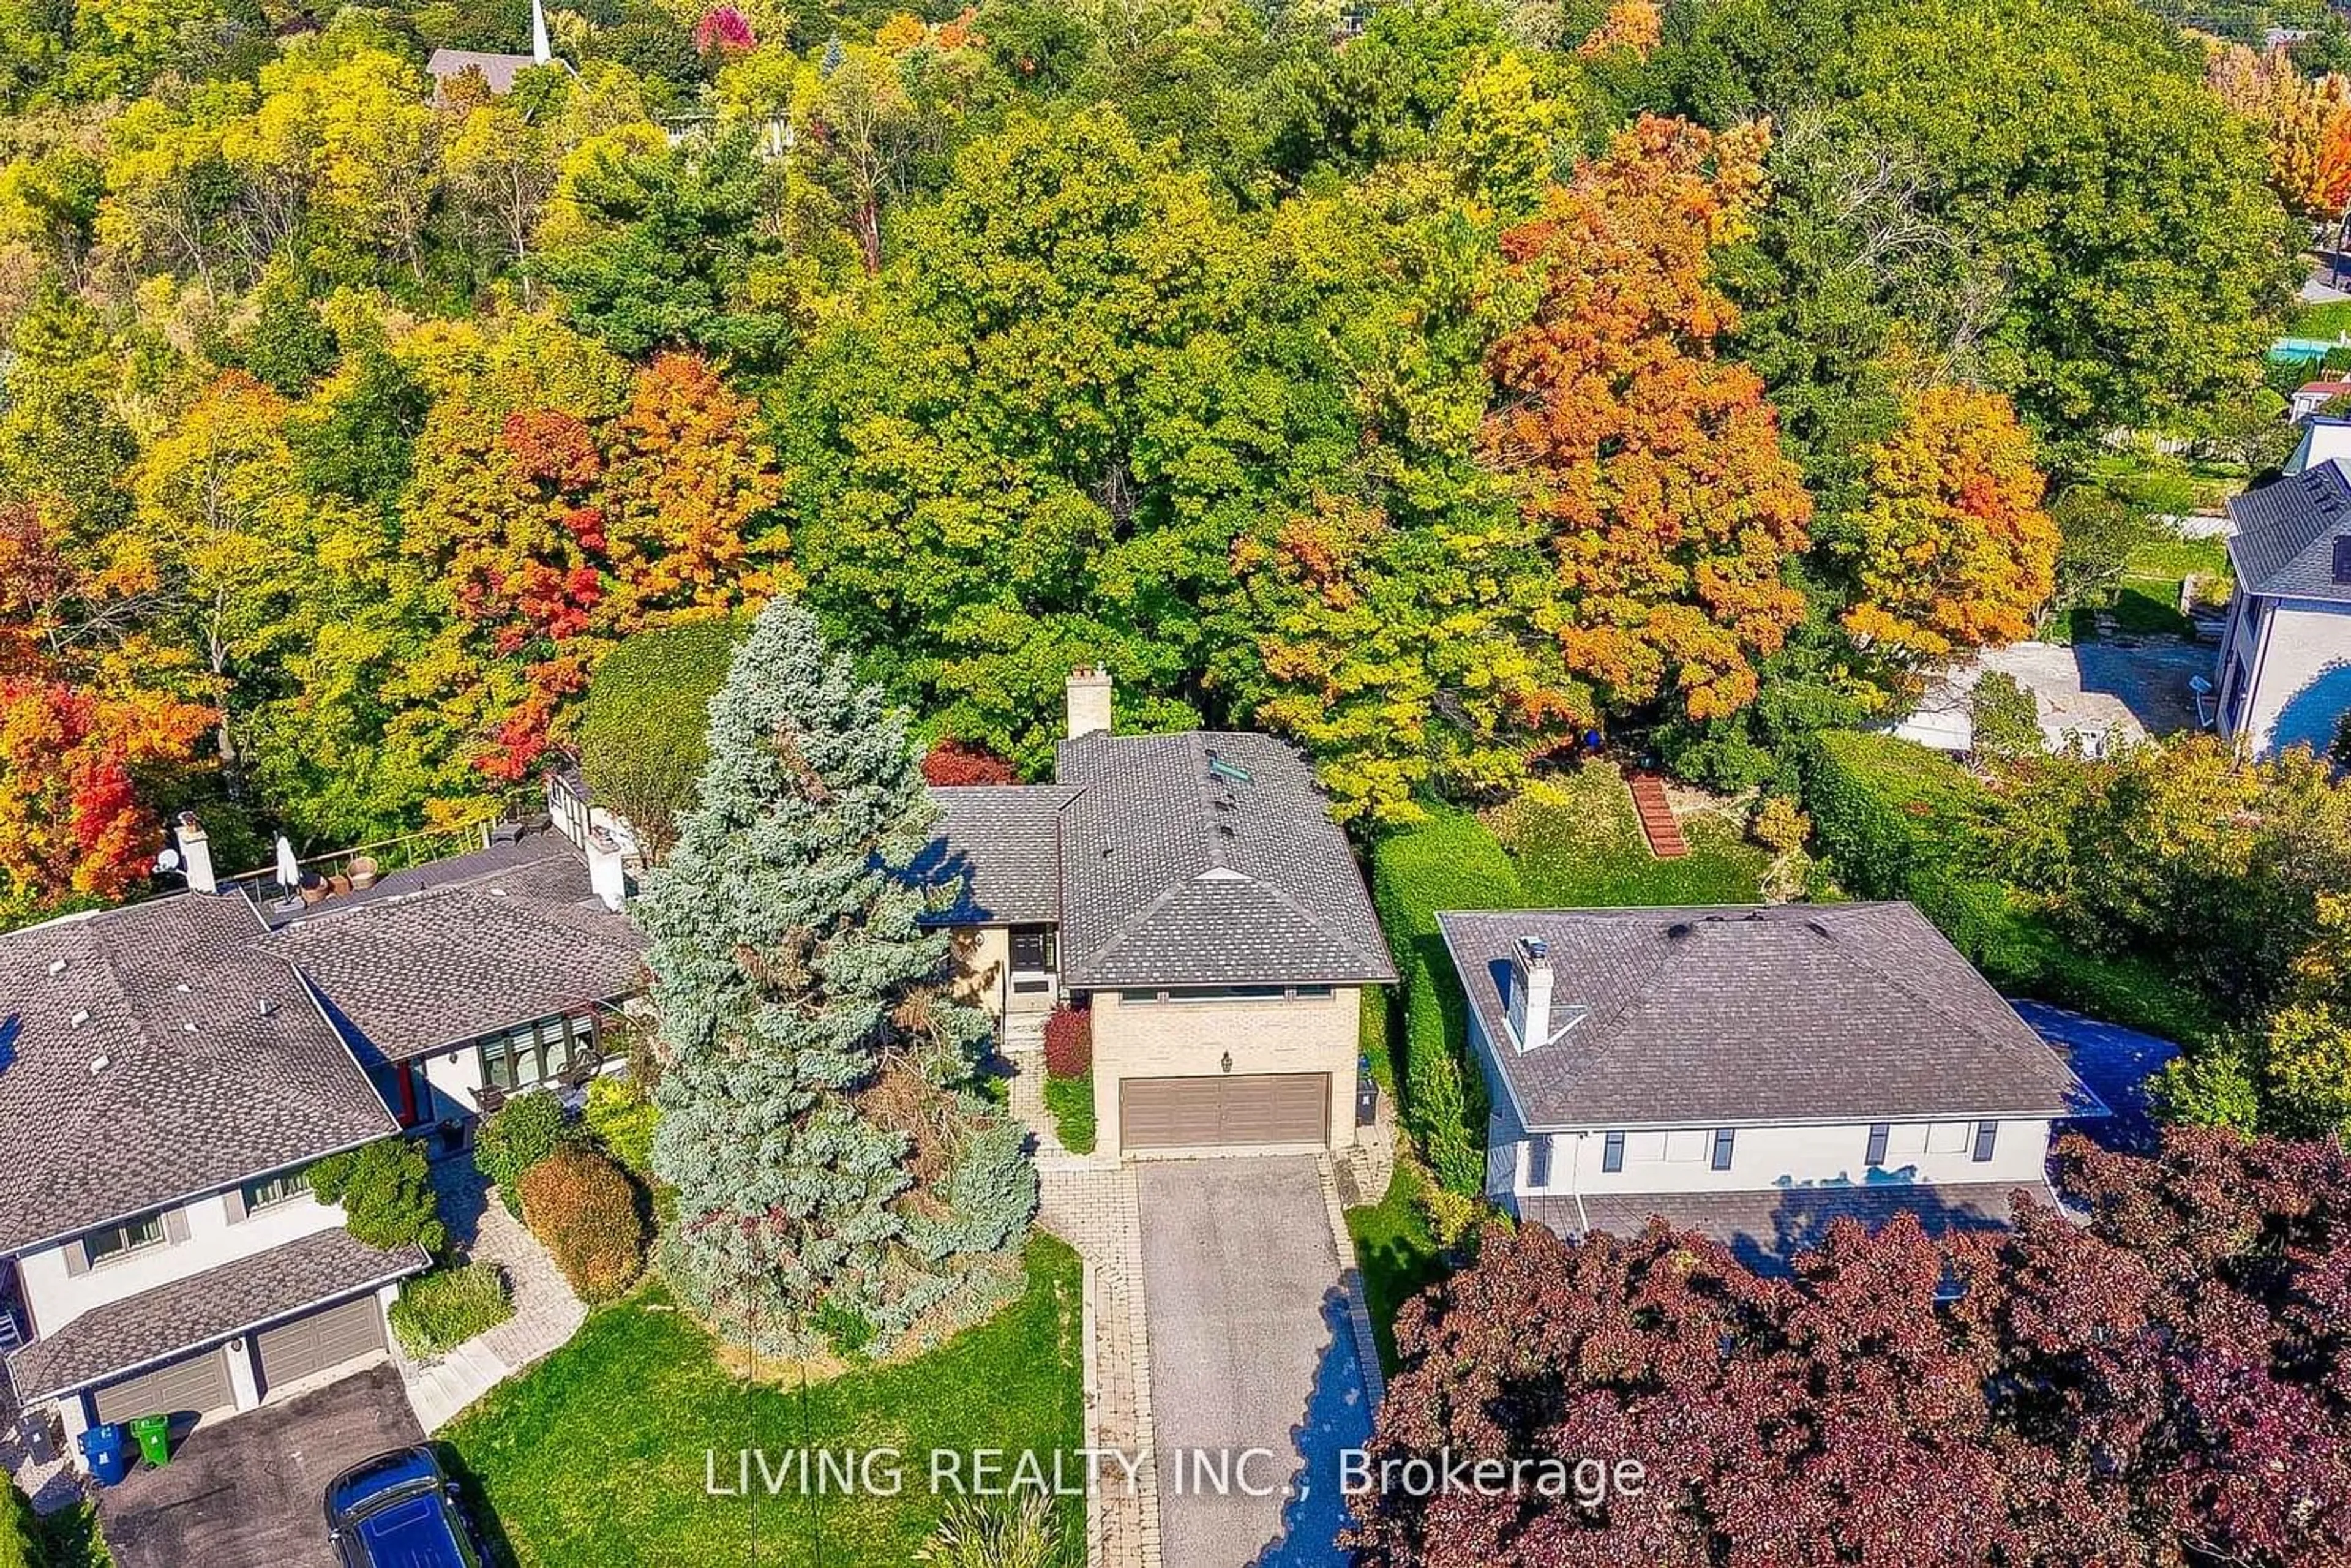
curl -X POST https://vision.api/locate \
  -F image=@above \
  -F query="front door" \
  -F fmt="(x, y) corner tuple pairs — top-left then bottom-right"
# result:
(1007, 925), (1059, 1015)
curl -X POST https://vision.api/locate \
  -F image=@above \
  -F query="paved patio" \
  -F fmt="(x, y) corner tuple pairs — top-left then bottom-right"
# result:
(97, 1362), (422, 1568)
(399, 1157), (587, 1431)
(1897, 638), (2213, 752)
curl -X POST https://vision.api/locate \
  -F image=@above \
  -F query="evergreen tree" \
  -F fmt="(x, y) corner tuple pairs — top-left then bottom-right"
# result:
(640, 598), (1035, 1358)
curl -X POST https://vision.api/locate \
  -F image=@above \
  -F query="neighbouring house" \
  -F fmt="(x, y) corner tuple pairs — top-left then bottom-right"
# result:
(2290, 380), (2351, 423)
(912, 669), (1397, 1158)
(1439, 903), (2096, 1272)
(0, 809), (645, 1470)
(2213, 460), (2351, 758)
(424, 0), (555, 101)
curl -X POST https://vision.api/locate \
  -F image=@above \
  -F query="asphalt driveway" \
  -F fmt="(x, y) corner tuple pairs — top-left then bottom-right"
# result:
(99, 1362), (424, 1568)
(1139, 1157), (1372, 1568)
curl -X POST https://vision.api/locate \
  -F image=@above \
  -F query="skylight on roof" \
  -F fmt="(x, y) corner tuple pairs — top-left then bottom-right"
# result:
(1207, 756), (1253, 786)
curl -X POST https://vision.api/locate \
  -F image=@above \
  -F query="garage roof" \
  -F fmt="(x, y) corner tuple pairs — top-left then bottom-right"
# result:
(7, 1228), (427, 1401)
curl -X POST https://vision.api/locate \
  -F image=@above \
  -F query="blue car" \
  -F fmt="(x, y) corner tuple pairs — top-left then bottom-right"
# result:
(323, 1446), (484, 1568)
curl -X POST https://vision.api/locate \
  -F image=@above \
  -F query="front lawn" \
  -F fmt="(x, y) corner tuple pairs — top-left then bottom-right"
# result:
(443, 1235), (1085, 1567)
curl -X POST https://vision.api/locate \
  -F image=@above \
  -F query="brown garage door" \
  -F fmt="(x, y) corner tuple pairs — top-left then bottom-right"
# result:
(255, 1294), (385, 1395)
(94, 1345), (233, 1424)
(1120, 1073), (1330, 1151)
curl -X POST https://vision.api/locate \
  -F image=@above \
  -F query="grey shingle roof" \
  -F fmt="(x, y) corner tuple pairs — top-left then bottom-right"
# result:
(1050, 732), (1395, 988)
(0, 898), (398, 1253)
(263, 831), (643, 1060)
(1440, 904), (2089, 1129)
(910, 787), (1079, 925)
(424, 47), (536, 93)
(2226, 460), (2351, 604)
(1521, 1180), (2030, 1274)
(7, 1229), (426, 1401)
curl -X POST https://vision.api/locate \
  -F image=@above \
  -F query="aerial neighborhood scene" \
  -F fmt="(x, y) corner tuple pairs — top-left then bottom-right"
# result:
(5, 0), (2351, 1559)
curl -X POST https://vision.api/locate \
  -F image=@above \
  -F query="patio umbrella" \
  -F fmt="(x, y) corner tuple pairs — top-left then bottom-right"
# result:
(275, 835), (299, 890)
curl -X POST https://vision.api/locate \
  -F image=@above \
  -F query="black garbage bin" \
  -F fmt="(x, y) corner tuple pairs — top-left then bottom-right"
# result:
(18, 1409), (59, 1466)
(1355, 1054), (1379, 1127)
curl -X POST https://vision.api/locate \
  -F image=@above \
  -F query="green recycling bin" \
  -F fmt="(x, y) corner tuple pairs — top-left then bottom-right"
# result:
(129, 1414), (170, 1468)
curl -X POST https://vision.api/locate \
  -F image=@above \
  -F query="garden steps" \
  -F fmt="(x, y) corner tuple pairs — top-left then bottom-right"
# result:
(1627, 772), (1689, 859)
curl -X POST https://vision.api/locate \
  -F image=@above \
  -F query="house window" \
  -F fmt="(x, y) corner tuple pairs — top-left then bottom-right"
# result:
(479, 1011), (596, 1092)
(1710, 1128), (1736, 1171)
(238, 1169), (310, 1213)
(1972, 1121), (1999, 1163)
(84, 1211), (167, 1266)
(1116, 985), (1327, 1003)
(1602, 1130), (1625, 1173)
(1866, 1123), (1890, 1166)
(1008, 926), (1057, 972)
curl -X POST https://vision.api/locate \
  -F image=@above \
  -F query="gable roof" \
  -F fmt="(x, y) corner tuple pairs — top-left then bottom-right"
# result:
(262, 829), (644, 1060)
(1051, 731), (1394, 988)
(1440, 903), (2090, 1130)
(909, 786), (1079, 926)
(0, 896), (397, 1253)
(2227, 459), (2351, 604)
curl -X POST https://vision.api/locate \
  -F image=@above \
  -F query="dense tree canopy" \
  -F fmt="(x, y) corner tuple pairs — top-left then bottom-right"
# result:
(1349, 1128), (2351, 1568)
(0, 0), (2308, 918)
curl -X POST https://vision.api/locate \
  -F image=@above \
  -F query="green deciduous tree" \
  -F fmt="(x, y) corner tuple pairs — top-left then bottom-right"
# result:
(640, 598), (1033, 1358)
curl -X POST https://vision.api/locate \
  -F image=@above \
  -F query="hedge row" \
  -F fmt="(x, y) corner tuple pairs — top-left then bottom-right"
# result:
(1368, 808), (1521, 1196)
(1800, 732), (2215, 1043)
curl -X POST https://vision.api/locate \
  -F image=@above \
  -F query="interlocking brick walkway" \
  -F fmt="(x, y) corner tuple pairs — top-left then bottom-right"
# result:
(400, 1158), (587, 1432)
(1005, 1026), (1162, 1568)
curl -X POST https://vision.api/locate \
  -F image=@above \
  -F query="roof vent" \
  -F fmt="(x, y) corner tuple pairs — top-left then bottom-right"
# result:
(183, 1021), (199, 1034)
(68, 1008), (90, 1029)
(257, 997), (276, 1017)
(1805, 918), (1834, 939)
(176, 981), (190, 993)
(45, 958), (66, 977)
(2334, 535), (2351, 585)
(87, 1052), (108, 1075)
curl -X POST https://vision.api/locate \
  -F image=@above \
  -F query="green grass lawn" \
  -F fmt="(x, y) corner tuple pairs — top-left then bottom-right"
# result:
(443, 1236), (1085, 1568)
(2291, 298), (2351, 339)
(1343, 1162), (1445, 1376)
(1041, 1071), (1096, 1155)
(1496, 765), (1769, 907)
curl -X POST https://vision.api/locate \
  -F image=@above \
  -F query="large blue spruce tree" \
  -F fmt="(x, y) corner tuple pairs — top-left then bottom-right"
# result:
(640, 598), (1035, 1357)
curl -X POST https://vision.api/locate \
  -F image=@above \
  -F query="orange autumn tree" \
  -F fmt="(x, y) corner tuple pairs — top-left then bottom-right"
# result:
(596, 352), (792, 632)
(1479, 113), (1812, 727)
(2208, 43), (2351, 225)
(1577, 0), (1662, 61)
(1839, 382), (2058, 667)
(0, 503), (211, 910)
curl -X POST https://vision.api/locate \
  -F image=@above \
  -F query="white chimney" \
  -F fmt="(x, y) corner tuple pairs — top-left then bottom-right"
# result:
(174, 812), (217, 895)
(585, 828), (628, 913)
(530, 0), (552, 64)
(1066, 666), (1112, 740)
(1507, 936), (1553, 1052)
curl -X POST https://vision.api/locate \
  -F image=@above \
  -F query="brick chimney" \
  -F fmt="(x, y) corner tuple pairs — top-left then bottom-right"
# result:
(1066, 666), (1112, 740)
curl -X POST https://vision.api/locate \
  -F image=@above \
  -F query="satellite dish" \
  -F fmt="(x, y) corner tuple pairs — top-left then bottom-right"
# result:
(154, 848), (183, 875)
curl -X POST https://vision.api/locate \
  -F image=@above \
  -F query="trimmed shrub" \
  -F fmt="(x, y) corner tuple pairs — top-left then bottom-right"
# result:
(1369, 808), (1520, 1196)
(1042, 1070), (1096, 1155)
(389, 1262), (514, 1357)
(309, 1138), (447, 1255)
(577, 617), (744, 862)
(583, 1074), (660, 1179)
(0, 1476), (37, 1568)
(1041, 1006), (1090, 1079)
(475, 1090), (579, 1217)
(517, 1146), (647, 1304)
